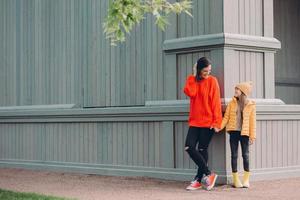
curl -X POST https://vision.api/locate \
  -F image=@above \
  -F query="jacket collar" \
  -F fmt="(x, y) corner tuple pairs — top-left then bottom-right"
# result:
(232, 96), (255, 106)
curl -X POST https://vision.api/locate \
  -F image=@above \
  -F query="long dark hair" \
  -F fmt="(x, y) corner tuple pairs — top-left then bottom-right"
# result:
(196, 57), (211, 82)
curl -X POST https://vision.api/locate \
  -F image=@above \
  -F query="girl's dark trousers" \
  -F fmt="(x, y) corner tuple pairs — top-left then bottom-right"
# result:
(229, 131), (250, 172)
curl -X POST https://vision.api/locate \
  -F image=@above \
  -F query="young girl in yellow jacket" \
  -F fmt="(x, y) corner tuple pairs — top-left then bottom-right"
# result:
(218, 81), (256, 188)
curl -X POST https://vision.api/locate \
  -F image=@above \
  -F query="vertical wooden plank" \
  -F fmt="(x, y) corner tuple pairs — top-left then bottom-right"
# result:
(154, 123), (160, 167)
(210, 0), (223, 33)
(122, 122), (128, 165)
(263, 0), (274, 37)
(70, 123), (76, 163)
(143, 122), (149, 166)
(294, 121), (299, 166)
(198, 0), (205, 35)
(256, 0), (263, 36)
(255, 121), (261, 168)
(148, 122), (155, 167)
(112, 123), (117, 165)
(245, 0), (250, 34)
(88, 123), (95, 163)
(132, 124), (138, 166)
(264, 52), (275, 98)
(116, 123), (121, 164)
(277, 120), (283, 167)
(298, 121), (300, 165)
(238, 0), (245, 34)
(136, 22), (144, 105)
(223, 49), (238, 97)
(175, 122), (183, 169)
(250, 0), (256, 35)
(287, 121), (293, 166)
(0, 0), (4, 106)
(271, 121), (277, 167)
(160, 121), (174, 168)
(104, 123), (109, 164)
(249, 52), (255, 97)
(106, 123), (111, 164)
(283, 120), (288, 167)
(178, 54), (186, 100)
(267, 121), (272, 168)
(97, 123), (102, 164)
(45, 123), (50, 161)
(0, 126), (3, 158)
(203, 0), (210, 34)
(164, 53), (177, 100)
(61, 124), (66, 162)
(126, 123), (132, 165)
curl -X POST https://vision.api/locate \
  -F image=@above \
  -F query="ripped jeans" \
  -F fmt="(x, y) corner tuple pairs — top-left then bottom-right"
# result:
(185, 127), (214, 180)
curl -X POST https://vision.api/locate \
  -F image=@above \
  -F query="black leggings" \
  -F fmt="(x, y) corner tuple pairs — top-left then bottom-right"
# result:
(229, 131), (250, 172)
(185, 127), (214, 180)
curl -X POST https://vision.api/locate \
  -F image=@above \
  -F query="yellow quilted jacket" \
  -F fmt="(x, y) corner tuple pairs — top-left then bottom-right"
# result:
(221, 97), (256, 140)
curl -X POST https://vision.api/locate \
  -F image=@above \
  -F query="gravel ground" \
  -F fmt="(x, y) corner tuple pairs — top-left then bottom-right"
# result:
(0, 168), (299, 200)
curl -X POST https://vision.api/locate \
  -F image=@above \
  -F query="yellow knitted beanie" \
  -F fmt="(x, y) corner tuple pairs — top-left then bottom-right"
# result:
(235, 81), (253, 96)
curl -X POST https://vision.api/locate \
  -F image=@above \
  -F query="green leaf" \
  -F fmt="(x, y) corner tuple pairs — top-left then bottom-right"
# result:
(103, 0), (193, 45)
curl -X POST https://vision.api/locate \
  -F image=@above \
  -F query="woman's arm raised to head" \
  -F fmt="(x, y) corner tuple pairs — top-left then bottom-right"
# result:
(183, 75), (198, 98)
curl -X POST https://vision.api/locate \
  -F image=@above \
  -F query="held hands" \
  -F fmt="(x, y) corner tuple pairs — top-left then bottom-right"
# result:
(211, 126), (255, 144)
(210, 127), (221, 133)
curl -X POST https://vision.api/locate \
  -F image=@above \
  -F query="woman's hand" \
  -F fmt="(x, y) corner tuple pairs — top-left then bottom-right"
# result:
(192, 63), (197, 76)
(249, 138), (254, 145)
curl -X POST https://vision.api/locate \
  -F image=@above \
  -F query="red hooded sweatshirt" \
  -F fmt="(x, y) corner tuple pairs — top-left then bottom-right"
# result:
(183, 75), (222, 129)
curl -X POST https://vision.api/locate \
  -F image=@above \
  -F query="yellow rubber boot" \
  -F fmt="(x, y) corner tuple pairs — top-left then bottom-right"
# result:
(243, 171), (250, 188)
(232, 172), (243, 188)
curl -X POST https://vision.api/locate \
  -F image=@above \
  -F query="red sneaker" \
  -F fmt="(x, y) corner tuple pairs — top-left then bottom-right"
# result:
(186, 180), (202, 191)
(201, 173), (218, 191)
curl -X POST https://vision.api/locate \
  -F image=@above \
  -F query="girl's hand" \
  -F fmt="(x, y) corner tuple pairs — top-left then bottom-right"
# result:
(249, 138), (254, 145)
(210, 127), (220, 133)
(214, 128), (220, 133)
(192, 63), (197, 76)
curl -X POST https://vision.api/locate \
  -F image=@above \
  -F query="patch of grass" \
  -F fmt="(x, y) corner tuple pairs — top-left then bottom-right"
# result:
(0, 188), (74, 200)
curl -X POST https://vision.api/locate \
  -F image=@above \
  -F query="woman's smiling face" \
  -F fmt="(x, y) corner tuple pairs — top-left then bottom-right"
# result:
(200, 65), (211, 79)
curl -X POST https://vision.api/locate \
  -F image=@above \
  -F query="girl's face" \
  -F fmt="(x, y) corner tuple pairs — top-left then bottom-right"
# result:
(234, 87), (242, 97)
(200, 65), (211, 79)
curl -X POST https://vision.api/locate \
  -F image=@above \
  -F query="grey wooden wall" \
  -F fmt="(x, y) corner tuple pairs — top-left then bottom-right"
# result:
(0, 0), (84, 106)
(0, 105), (299, 182)
(0, 122), (164, 166)
(0, 0), (300, 183)
(235, 119), (300, 174)
(224, 0), (263, 36)
(0, 0), (223, 108)
(274, 0), (300, 104)
(0, 121), (225, 171)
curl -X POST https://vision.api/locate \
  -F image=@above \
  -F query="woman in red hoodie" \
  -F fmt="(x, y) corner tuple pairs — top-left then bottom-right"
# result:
(184, 57), (222, 191)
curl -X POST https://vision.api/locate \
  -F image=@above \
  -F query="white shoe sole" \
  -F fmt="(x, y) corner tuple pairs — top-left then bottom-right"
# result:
(205, 174), (218, 191)
(186, 186), (202, 191)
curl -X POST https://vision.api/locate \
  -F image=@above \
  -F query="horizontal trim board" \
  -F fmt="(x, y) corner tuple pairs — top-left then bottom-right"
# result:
(0, 159), (227, 183)
(276, 78), (300, 87)
(146, 98), (285, 106)
(0, 104), (299, 123)
(1, 160), (299, 183)
(225, 166), (300, 183)
(0, 104), (77, 111)
(163, 33), (281, 53)
(248, 166), (300, 182)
